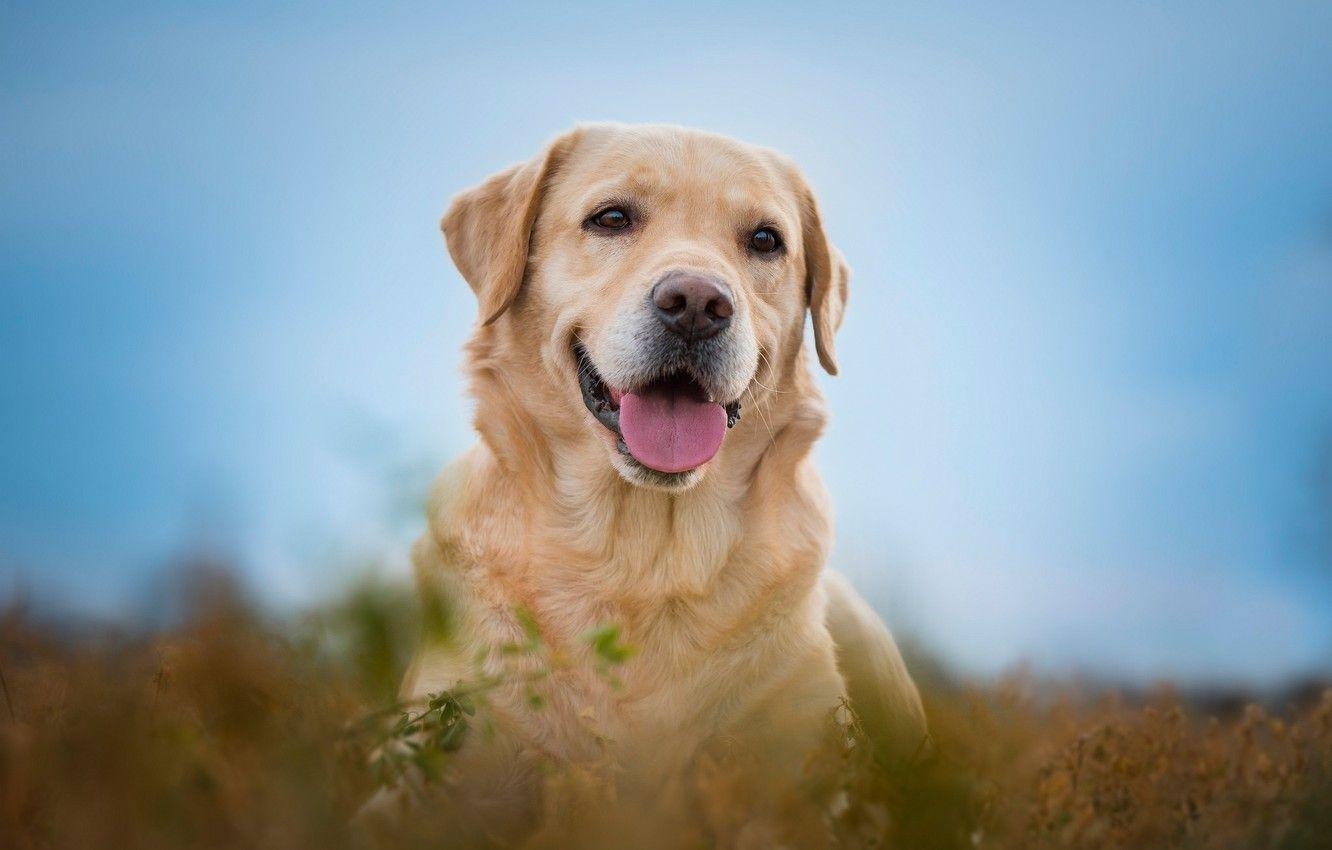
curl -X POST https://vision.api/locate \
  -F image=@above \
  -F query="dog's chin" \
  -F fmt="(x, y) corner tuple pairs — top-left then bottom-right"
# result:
(608, 445), (707, 491)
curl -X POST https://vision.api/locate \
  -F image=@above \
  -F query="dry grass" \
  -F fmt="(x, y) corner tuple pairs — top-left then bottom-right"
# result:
(2, 567), (1330, 850)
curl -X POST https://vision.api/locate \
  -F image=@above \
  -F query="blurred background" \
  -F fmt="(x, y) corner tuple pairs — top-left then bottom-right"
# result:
(2, 1), (1329, 687)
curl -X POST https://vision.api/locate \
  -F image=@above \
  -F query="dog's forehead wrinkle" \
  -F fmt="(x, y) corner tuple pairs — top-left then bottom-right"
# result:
(566, 127), (783, 218)
(574, 172), (676, 212)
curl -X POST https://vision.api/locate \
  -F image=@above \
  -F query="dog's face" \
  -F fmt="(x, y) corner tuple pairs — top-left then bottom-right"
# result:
(444, 124), (848, 490)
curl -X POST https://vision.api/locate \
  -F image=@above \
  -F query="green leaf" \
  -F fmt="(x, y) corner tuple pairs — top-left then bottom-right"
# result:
(438, 720), (467, 752)
(513, 605), (542, 647)
(583, 624), (635, 666)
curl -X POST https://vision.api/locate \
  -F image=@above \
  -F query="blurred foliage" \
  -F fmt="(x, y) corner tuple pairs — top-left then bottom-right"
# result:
(300, 575), (452, 706)
(2, 565), (1331, 849)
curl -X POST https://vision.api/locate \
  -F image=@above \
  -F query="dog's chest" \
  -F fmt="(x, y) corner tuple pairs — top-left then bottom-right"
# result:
(492, 555), (821, 758)
(435, 459), (835, 764)
(482, 617), (798, 772)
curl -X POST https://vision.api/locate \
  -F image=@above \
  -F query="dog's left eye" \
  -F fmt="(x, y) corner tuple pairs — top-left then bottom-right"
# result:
(749, 228), (782, 254)
(588, 207), (631, 230)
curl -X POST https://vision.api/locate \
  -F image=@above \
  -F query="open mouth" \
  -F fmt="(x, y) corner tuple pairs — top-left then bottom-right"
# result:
(576, 343), (741, 475)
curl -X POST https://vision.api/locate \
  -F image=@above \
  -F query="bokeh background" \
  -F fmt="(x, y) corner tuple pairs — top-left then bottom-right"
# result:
(3, 1), (1330, 687)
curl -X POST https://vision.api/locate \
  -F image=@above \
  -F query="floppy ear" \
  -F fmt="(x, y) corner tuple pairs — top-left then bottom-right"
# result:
(797, 182), (851, 375)
(441, 132), (577, 325)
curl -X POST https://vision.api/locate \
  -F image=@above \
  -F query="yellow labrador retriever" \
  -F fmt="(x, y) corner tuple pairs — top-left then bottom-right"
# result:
(390, 124), (924, 847)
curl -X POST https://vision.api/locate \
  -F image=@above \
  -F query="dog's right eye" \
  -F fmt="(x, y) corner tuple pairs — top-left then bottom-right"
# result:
(588, 208), (631, 230)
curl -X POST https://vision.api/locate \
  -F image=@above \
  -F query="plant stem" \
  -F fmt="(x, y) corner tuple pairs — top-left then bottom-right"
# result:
(0, 661), (15, 722)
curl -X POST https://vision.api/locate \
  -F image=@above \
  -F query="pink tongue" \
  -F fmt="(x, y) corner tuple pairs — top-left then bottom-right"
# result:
(618, 388), (726, 473)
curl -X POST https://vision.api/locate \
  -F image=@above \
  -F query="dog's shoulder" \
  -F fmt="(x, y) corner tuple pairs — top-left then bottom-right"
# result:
(822, 570), (928, 766)
(423, 445), (487, 534)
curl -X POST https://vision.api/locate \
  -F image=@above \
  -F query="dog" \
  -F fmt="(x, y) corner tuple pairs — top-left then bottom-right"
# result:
(380, 123), (925, 848)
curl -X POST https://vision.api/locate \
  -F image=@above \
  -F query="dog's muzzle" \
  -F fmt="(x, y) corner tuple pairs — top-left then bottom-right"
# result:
(576, 342), (742, 475)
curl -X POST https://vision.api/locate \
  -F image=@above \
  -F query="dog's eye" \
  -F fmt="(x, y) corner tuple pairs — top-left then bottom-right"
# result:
(749, 228), (781, 254)
(589, 208), (631, 230)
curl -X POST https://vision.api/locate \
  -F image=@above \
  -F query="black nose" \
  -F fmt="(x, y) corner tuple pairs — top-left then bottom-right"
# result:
(651, 271), (734, 341)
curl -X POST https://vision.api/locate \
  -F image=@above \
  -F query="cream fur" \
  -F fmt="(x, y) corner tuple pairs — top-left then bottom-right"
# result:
(387, 124), (925, 847)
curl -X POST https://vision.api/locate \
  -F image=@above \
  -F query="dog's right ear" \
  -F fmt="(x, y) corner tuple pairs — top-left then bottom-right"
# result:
(441, 131), (578, 326)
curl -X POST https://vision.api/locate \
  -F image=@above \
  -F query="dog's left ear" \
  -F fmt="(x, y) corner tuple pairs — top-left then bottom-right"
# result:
(441, 131), (579, 325)
(792, 171), (851, 375)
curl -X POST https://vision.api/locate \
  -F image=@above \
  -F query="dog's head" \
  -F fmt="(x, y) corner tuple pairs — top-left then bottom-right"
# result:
(444, 124), (848, 490)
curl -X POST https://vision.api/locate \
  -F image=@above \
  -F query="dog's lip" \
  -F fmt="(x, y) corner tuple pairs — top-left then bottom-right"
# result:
(576, 342), (624, 436)
(573, 343), (742, 444)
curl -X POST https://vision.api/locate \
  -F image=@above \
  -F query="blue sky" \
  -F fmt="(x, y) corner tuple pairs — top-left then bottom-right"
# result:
(2, 1), (1330, 684)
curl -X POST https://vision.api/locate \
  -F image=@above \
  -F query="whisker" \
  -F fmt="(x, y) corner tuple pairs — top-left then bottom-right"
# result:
(742, 383), (778, 449)
(753, 349), (790, 394)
